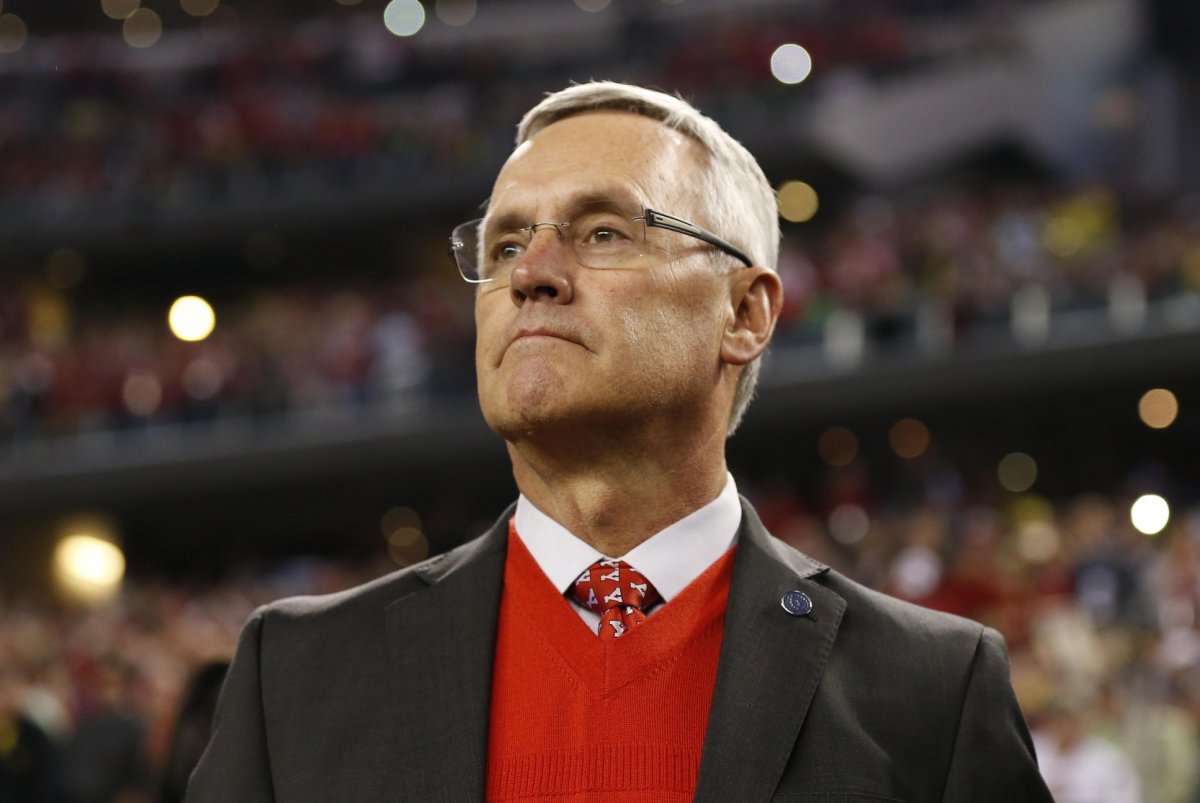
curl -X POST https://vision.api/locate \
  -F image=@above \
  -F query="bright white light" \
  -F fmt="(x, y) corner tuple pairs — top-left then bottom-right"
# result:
(891, 545), (942, 599)
(384, 0), (426, 37)
(770, 43), (813, 85)
(1131, 494), (1170, 536)
(168, 295), (216, 342)
(55, 535), (126, 600)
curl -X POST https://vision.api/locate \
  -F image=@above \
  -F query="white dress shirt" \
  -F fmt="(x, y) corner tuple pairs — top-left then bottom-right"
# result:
(513, 473), (742, 634)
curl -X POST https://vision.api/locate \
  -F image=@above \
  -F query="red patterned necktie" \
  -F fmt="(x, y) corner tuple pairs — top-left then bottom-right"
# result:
(568, 558), (661, 640)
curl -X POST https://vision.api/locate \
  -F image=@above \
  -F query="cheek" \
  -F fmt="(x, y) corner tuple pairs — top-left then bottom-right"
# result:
(474, 295), (508, 366)
(614, 293), (718, 371)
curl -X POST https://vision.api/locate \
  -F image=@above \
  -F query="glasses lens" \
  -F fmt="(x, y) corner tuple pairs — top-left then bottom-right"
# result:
(566, 204), (649, 269)
(450, 202), (664, 284)
(450, 219), (486, 283)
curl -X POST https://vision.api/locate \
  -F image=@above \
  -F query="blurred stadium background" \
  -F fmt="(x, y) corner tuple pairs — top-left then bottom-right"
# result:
(1, 0), (1199, 799)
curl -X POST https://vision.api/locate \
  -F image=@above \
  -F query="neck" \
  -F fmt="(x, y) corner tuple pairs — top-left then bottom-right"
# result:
(508, 427), (728, 556)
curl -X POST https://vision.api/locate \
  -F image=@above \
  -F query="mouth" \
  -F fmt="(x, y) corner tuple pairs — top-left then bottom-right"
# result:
(498, 325), (586, 364)
(510, 326), (577, 345)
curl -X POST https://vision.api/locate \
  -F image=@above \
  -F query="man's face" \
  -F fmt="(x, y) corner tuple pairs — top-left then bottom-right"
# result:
(475, 111), (736, 445)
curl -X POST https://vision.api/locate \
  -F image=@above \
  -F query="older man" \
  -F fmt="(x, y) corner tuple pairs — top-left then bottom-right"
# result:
(189, 83), (1052, 802)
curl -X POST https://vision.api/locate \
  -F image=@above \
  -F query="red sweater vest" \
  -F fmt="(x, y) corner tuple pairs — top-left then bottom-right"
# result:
(486, 525), (734, 802)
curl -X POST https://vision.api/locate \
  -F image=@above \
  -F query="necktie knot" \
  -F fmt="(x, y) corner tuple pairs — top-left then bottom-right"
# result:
(569, 559), (660, 640)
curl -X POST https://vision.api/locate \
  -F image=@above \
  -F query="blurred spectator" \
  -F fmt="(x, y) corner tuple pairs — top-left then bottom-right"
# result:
(0, 665), (59, 803)
(1032, 700), (1142, 803)
(57, 656), (151, 803)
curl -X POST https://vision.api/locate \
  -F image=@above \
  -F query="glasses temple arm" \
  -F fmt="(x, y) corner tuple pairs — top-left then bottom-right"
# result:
(643, 209), (754, 267)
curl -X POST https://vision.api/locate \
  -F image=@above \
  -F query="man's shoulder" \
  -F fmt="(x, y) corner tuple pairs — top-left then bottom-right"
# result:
(820, 566), (987, 644)
(742, 505), (988, 649)
(786, 552), (1003, 701)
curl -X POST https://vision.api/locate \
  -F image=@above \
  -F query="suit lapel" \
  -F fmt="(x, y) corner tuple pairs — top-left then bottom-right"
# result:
(694, 500), (846, 803)
(383, 509), (511, 802)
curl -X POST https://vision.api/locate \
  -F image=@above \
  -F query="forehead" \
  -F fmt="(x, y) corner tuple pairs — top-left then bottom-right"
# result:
(489, 110), (704, 218)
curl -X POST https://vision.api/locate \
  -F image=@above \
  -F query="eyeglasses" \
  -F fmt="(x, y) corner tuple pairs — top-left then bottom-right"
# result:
(448, 202), (753, 285)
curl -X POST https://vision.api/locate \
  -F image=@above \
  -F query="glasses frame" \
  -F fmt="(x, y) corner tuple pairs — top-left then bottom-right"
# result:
(448, 207), (754, 284)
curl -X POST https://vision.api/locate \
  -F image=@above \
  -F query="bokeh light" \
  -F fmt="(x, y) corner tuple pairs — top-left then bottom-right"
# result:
(55, 534), (126, 603)
(381, 505), (420, 536)
(777, 180), (819, 223)
(1138, 388), (1178, 429)
(997, 452), (1038, 493)
(1016, 519), (1060, 564)
(828, 504), (869, 545)
(384, 0), (426, 36)
(182, 359), (224, 400)
(169, 295), (217, 342)
(181, 0), (221, 17)
(890, 546), (942, 599)
(101, 0), (140, 20)
(122, 7), (162, 48)
(122, 372), (163, 416)
(434, 0), (475, 25)
(889, 418), (930, 459)
(817, 426), (858, 467)
(769, 43), (813, 85)
(0, 12), (27, 53)
(382, 507), (427, 565)
(1130, 494), (1169, 536)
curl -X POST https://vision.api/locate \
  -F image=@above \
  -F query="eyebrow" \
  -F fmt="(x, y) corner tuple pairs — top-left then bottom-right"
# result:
(483, 188), (648, 236)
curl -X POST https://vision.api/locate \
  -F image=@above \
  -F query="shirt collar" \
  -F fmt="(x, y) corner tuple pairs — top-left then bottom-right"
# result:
(513, 473), (741, 602)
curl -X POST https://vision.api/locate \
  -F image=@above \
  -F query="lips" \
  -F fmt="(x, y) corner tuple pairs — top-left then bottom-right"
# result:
(512, 326), (574, 344)
(500, 323), (587, 363)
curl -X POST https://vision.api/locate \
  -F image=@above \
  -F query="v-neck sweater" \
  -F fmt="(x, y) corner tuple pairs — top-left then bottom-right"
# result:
(485, 524), (735, 802)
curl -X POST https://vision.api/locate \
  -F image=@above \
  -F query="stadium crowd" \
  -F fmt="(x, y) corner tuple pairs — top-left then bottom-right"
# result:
(1, 465), (1197, 801)
(2, 181), (1197, 450)
(0, 0), (1003, 233)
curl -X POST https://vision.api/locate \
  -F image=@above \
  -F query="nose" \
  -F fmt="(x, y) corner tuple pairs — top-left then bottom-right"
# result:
(508, 225), (574, 306)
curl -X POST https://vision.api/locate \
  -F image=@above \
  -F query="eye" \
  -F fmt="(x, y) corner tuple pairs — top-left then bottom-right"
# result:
(578, 217), (634, 249)
(588, 228), (623, 245)
(492, 240), (525, 262)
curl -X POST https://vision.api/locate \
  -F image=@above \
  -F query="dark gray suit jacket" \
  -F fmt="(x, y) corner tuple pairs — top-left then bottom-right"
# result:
(188, 499), (1052, 802)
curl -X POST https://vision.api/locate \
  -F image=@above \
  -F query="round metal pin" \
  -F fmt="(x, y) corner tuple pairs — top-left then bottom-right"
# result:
(781, 590), (813, 617)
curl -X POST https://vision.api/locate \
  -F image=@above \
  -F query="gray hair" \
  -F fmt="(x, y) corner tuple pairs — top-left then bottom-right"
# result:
(516, 82), (779, 435)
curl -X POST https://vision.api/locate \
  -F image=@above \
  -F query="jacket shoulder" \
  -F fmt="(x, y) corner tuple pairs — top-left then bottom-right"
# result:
(823, 568), (987, 643)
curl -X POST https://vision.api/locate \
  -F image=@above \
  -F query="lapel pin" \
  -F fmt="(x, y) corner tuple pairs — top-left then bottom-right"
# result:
(781, 590), (813, 617)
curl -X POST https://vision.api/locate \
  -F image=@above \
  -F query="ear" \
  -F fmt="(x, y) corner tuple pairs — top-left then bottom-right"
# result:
(721, 266), (783, 366)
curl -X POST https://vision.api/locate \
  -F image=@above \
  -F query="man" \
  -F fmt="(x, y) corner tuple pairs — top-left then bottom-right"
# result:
(189, 82), (1052, 802)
